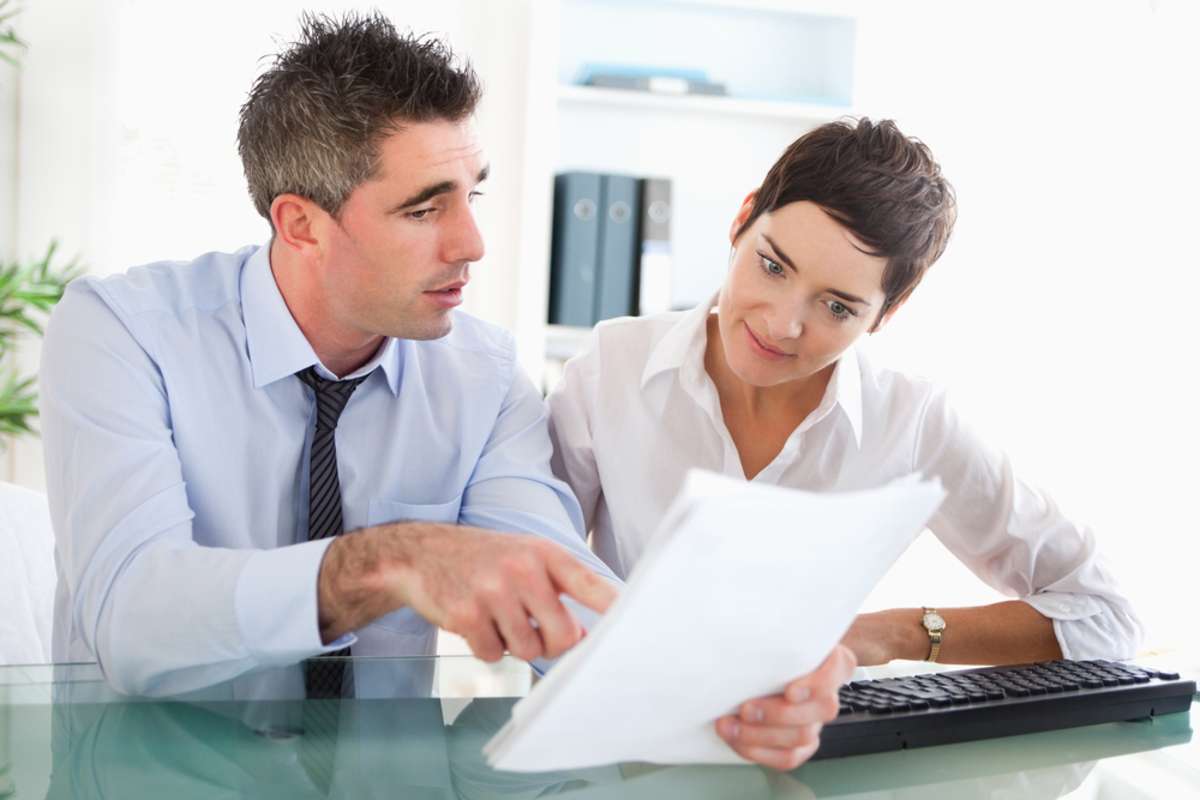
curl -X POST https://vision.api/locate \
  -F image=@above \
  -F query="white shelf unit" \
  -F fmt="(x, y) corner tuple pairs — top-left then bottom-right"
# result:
(512, 0), (859, 390)
(556, 85), (855, 123)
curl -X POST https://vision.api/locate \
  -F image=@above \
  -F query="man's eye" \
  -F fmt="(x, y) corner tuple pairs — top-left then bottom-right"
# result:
(408, 208), (434, 221)
(468, 190), (485, 203)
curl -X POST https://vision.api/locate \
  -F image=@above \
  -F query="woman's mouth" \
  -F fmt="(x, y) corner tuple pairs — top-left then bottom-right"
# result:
(744, 322), (795, 361)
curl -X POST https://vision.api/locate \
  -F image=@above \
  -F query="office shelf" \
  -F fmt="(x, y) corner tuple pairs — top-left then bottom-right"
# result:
(557, 85), (854, 123)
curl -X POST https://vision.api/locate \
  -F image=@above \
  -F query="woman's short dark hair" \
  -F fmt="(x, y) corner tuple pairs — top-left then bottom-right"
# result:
(736, 118), (957, 328)
(237, 11), (482, 223)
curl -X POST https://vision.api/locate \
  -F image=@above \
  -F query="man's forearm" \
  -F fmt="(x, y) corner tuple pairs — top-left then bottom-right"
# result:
(316, 523), (420, 643)
(886, 601), (1063, 664)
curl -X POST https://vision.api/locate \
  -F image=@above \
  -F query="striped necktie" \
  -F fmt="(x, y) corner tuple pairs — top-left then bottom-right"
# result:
(297, 365), (368, 699)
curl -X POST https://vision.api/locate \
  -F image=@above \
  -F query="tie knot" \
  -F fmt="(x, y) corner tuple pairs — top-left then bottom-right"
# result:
(298, 367), (368, 429)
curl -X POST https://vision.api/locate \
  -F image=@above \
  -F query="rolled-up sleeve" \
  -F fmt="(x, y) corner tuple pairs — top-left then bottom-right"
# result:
(915, 388), (1143, 660)
(40, 283), (345, 696)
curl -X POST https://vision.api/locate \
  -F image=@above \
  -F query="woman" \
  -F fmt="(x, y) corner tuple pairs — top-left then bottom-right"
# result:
(547, 118), (1142, 759)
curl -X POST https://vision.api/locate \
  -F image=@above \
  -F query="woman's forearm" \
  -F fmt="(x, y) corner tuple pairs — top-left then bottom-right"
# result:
(849, 601), (1063, 665)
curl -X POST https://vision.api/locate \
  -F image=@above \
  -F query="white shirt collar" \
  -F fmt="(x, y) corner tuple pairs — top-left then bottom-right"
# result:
(639, 293), (863, 448)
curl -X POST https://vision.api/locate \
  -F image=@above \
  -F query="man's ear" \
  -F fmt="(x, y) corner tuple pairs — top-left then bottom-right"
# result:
(869, 297), (907, 334)
(270, 193), (328, 259)
(728, 190), (758, 245)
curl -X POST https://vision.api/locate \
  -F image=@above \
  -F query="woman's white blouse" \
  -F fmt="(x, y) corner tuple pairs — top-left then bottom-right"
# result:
(546, 301), (1143, 661)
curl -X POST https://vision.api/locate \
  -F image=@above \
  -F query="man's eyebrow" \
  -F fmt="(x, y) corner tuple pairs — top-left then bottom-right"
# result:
(392, 165), (491, 212)
(762, 233), (872, 307)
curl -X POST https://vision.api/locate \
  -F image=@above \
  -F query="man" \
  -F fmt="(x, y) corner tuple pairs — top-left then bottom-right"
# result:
(40, 12), (850, 769)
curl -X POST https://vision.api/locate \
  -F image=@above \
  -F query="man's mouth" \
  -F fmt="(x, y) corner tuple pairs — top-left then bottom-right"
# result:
(427, 279), (467, 294)
(425, 280), (467, 309)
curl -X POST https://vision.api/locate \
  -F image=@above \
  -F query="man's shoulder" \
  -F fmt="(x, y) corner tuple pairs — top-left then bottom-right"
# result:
(72, 246), (256, 320)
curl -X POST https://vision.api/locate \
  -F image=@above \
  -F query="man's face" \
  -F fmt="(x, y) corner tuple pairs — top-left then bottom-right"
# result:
(318, 118), (488, 341)
(717, 200), (890, 387)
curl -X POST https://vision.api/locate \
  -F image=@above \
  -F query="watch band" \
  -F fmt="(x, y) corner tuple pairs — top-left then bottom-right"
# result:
(923, 606), (943, 663)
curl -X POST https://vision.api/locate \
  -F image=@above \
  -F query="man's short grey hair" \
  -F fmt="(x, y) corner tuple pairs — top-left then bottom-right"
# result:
(237, 11), (481, 223)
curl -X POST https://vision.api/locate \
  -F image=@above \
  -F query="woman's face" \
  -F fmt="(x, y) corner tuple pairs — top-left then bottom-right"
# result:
(716, 199), (891, 388)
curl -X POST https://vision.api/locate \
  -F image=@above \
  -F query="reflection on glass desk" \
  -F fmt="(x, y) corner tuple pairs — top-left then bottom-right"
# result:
(0, 657), (1195, 799)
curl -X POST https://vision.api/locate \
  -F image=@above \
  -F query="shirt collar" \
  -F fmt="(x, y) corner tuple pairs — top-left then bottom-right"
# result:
(640, 291), (863, 448)
(640, 295), (715, 390)
(240, 243), (402, 395)
(824, 346), (864, 448)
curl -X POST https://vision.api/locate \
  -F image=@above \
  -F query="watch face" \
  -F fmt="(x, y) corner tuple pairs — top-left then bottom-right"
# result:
(923, 613), (946, 632)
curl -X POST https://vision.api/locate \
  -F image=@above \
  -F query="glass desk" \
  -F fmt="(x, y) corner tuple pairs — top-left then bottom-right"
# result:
(0, 657), (1195, 799)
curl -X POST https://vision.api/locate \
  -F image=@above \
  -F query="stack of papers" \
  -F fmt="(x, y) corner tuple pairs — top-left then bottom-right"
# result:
(485, 470), (946, 771)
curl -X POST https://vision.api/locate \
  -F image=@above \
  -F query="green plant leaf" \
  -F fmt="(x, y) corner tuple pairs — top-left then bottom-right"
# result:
(0, 238), (82, 439)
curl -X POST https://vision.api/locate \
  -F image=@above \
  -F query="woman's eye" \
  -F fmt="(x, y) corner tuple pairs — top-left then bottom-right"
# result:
(759, 256), (785, 277)
(827, 300), (854, 320)
(469, 190), (485, 203)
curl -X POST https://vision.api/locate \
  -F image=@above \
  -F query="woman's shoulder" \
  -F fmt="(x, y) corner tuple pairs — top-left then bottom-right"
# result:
(854, 350), (946, 420)
(575, 310), (693, 368)
(595, 310), (690, 341)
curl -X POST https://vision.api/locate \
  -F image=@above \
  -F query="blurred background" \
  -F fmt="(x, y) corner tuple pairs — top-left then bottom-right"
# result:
(1, 0), (1197, 665)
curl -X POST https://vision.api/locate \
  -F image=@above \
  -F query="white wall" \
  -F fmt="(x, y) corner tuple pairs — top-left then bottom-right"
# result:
(5, 0), (534, 486)
(851, 0), (1200, 656)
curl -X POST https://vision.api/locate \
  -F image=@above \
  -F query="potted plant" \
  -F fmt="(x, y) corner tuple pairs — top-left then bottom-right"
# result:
(0, 1), (80, 449)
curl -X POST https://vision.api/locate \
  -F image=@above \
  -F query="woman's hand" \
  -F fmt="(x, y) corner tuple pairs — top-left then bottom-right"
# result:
(839, 609), (924, 666)
(714, 645), (856, 770)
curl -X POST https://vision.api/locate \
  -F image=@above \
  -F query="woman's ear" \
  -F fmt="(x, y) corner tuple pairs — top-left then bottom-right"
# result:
(728, 190), (758, 245)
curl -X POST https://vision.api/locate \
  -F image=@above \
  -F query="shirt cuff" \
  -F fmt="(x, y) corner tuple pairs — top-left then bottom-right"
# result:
(235, 538), (356, 665)
(1021, 591), (1105, 622)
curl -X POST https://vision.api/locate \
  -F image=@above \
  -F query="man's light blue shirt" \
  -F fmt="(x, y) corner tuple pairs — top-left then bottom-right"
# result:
(40, 244), (618, 696)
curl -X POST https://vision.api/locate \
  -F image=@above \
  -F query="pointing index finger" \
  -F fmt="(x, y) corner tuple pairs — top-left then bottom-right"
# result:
(543, 545), (618, 615)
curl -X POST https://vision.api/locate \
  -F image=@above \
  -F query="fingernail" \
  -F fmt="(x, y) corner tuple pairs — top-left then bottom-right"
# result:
(720, 718), (740, 740)
(788, 686), (812, 703)
(742, 704), (764, 723)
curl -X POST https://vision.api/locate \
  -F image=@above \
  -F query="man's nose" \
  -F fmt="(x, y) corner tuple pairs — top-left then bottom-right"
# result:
(444, 201), (485, 264)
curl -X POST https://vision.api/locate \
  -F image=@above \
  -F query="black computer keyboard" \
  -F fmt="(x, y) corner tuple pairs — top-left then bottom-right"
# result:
(814, 659), (1196, 759)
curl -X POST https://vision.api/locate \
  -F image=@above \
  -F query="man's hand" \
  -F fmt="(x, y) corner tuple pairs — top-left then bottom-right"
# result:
(317, 523), (617, 662)
(715, 645), (856, 770)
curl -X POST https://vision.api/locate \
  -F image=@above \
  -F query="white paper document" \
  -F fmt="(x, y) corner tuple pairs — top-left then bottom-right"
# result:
(484, 470), (946, 771)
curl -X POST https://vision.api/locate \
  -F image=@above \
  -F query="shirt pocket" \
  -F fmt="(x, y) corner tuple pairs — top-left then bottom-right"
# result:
(366, 494), (463, 527)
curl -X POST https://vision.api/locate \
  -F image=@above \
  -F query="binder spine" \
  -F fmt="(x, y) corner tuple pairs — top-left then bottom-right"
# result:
(594, 174), (640, 322)
(637, 177), (673, 316)
(548, 172), (602, 326)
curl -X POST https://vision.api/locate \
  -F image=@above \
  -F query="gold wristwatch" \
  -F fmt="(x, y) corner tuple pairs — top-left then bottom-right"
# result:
(921, 607), (946, 662)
